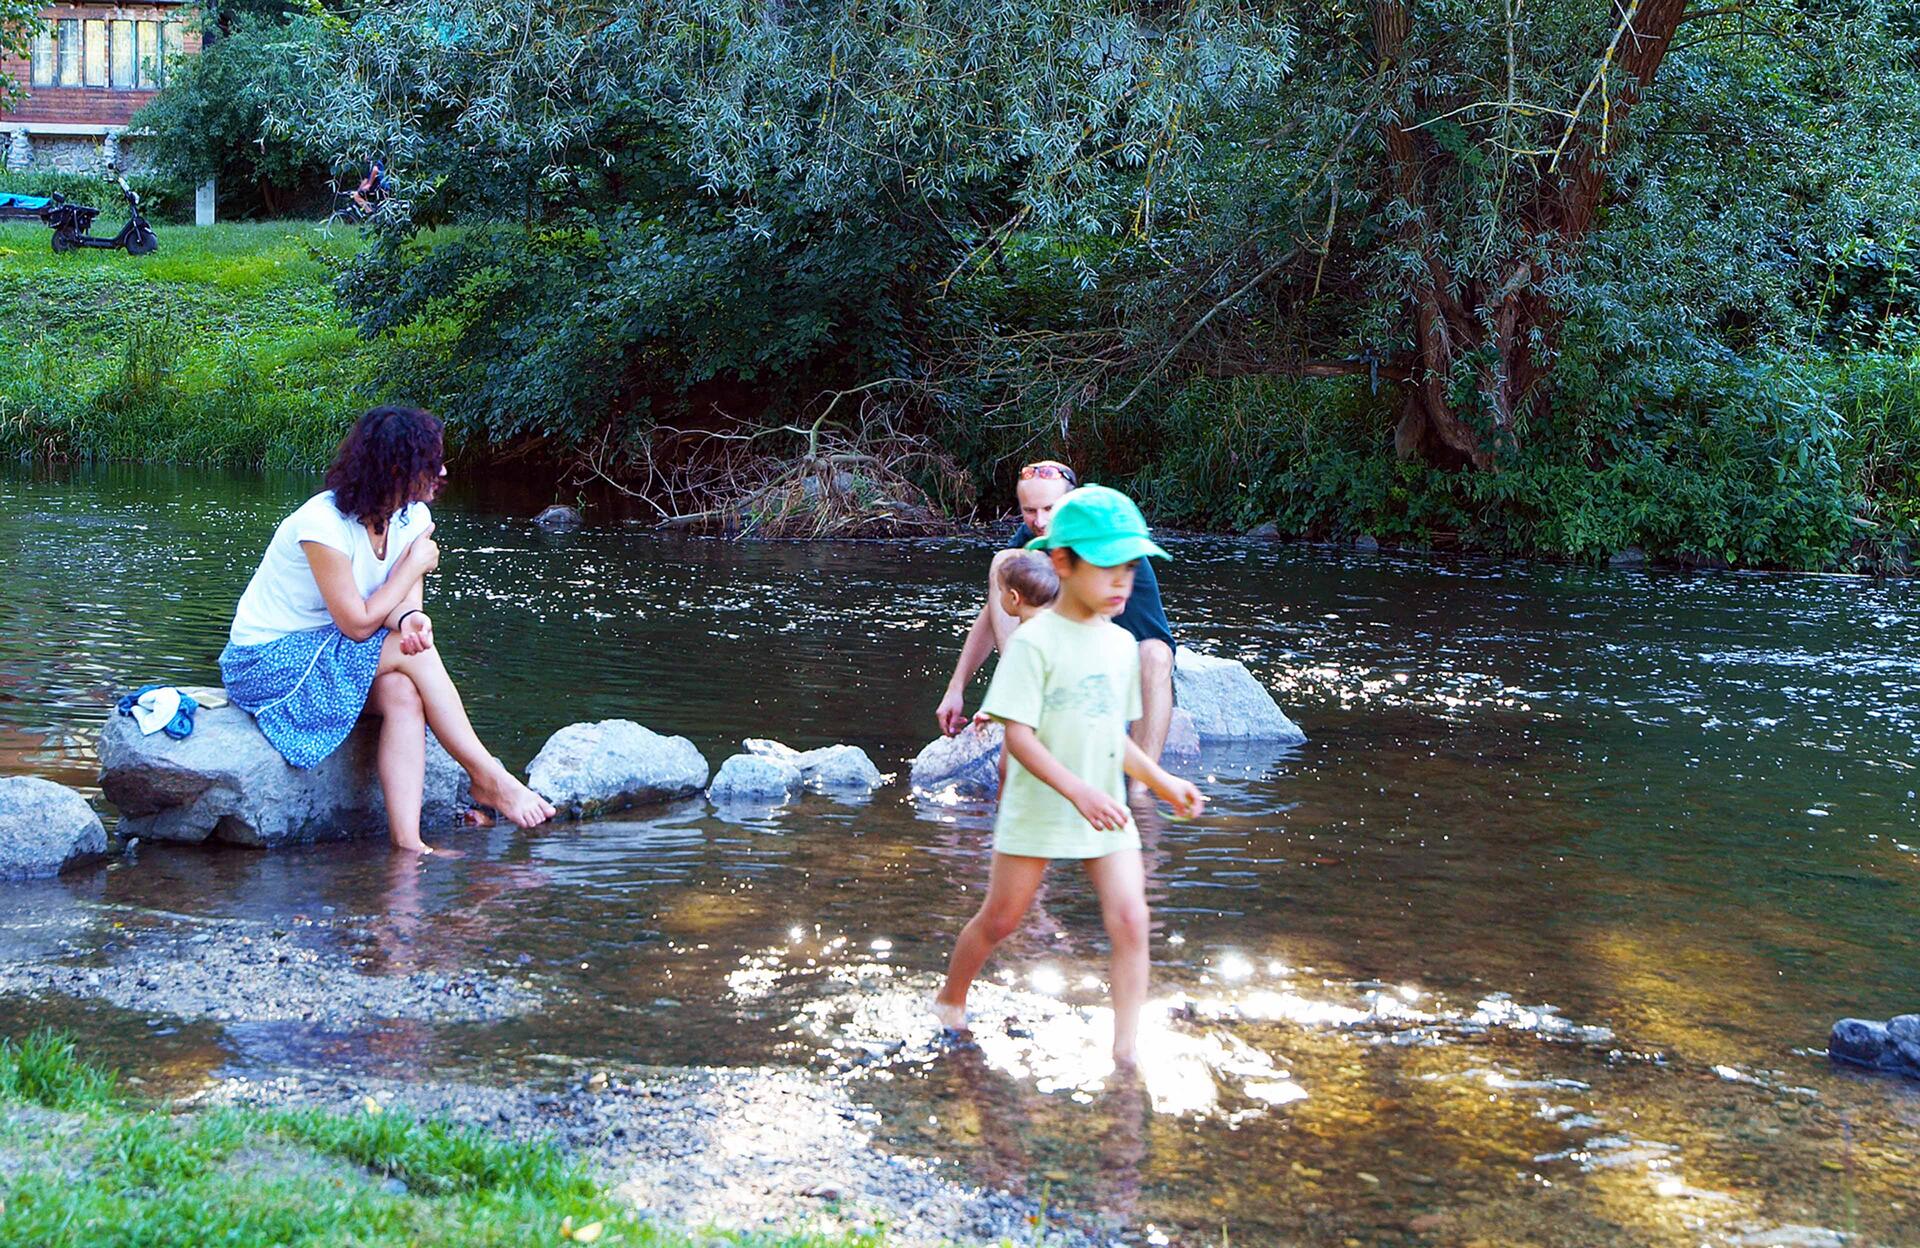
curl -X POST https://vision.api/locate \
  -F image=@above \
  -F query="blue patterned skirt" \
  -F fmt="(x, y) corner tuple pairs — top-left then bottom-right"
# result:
(219, 625), (389, 769)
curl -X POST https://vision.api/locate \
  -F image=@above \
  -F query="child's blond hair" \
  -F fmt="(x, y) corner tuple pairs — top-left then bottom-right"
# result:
(1000, 551), (1060, 609)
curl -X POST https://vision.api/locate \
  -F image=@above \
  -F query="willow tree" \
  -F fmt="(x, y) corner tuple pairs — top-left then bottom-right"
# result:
(266, 0), (1918, 477)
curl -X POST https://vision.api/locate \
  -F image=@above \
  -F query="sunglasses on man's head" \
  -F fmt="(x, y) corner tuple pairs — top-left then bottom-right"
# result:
(1019, 462), (1077, 485)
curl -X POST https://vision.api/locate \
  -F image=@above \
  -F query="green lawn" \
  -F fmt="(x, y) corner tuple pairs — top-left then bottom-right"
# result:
(0, 221), (384, 469)
(0, 1031), (883, 1248)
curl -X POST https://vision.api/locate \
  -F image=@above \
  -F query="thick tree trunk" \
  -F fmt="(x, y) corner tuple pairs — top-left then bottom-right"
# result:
(1374, 0), (1689, 467)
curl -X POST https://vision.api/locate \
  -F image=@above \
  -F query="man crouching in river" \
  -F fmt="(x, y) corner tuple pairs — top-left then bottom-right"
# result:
(935, 461), (1176, 794)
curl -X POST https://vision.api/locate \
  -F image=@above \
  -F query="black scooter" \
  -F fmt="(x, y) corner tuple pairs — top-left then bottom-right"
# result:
(45, 175), (157, 256)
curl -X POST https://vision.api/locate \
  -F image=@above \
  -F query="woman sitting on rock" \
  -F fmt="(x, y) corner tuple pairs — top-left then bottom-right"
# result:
(219, 406), (554, 853)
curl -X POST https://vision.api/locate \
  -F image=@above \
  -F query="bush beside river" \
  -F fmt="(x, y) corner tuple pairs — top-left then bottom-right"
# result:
(3, 222), (1916, 571)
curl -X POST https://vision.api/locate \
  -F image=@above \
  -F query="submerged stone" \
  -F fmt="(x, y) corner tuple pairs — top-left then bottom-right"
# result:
(99, 706), (470, 847)
(1172, 649), (1306, 743)
(527, 719), (709, 818)
(709, 753), (804, 803)
(1828, 1015), (1920, 1080)
(0, 776), (107, 880)
(743, 739), (885, 793)
(534, 505), (584, 530)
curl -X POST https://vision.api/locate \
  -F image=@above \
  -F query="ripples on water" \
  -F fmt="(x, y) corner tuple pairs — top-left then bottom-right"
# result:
(2, 464), (1917, 1245)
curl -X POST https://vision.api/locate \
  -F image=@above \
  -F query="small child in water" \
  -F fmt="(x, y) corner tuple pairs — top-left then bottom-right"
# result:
(933, 485), (1205, 1066)
(975, 551), (1060, 791)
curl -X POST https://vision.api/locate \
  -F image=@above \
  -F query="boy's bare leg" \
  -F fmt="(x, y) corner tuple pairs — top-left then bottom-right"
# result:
(1128, 640), (1174, 798)
(933, 853), (1048, 1031)
(1084, 849), (1151, 1064)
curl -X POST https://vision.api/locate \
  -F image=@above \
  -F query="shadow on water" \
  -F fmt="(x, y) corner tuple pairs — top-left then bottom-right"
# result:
(2, 462), (1918, 1244)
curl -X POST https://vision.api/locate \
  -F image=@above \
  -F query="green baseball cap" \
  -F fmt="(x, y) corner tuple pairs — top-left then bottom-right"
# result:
(1024, 484), (1170, 566)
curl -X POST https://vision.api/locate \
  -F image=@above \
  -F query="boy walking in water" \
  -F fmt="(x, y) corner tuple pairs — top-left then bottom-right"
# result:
(933, 487), (1205, 1065)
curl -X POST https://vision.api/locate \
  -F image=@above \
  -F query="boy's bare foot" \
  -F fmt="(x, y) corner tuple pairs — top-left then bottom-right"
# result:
(1112, 1044), (1139, 1070)
(930, 998), (969, 1034)
(470, 767), (556, 829)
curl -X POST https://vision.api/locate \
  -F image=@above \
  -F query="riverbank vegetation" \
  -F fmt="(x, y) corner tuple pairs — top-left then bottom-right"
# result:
(0, 1030), (874, 1247)
(0, 223), (378, 468)
(11, 0), (1920, 569)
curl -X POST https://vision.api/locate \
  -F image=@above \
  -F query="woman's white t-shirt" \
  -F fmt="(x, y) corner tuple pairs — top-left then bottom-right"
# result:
(229, 491), (431, 647)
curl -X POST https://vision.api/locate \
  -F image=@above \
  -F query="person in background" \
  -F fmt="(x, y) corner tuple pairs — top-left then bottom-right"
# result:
(935, 460), (1177, 796)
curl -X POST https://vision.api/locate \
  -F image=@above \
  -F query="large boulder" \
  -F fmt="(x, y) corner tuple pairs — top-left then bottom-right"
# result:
(99, 707), (469, 847)
(743, 739), (885, 794)
(1830, 1015), (1920, 1080)
(0, 777), (107, 880)
(1173, 649), (1306, 743)
(527, 720), (708, 818)
(908, 723), (1004, 800)
(709, 753), (804, 803)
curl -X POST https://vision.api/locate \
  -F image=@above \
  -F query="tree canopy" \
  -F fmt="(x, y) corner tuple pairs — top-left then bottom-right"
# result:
(138, 0), (1920, 562)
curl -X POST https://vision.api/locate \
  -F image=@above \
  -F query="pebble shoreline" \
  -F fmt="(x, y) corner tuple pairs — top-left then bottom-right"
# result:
(0, 907), (1102, 1247)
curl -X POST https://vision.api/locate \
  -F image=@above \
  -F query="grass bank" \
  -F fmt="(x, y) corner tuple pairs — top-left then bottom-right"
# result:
(0, 1030), (876, 1248)
(0, 221), (384, 470)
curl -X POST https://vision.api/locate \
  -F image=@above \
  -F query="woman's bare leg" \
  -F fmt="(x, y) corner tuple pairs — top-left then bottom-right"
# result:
(377, 634), (554, 828)
(370, 672), (430, 852)
(1084, 849), (1151, 1065)
(933, 852), (1048, 1031)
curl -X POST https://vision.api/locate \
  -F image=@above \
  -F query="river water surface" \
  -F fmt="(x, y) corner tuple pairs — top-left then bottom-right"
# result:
(2, 464), (1916, 1246)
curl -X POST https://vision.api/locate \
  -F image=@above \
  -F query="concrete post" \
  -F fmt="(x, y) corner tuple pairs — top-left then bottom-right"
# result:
(101, 129), (120, 170)
(4, 130), (31, 172)
(196, 179), (216, 226)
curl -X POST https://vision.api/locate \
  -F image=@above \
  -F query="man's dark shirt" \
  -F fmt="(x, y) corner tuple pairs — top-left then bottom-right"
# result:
(1009, 523), (1175, 649)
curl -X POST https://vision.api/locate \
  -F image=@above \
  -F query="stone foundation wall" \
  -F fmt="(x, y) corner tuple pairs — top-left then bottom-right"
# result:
(3, 130), (160, 176)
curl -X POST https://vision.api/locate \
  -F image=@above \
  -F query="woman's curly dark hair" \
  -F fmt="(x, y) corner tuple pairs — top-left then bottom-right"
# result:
(325, 406), (444, 535)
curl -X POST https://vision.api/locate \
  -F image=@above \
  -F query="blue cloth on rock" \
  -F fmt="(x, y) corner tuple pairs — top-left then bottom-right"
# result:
(219, 625), (388, 769)
(116, 685), (199, 740)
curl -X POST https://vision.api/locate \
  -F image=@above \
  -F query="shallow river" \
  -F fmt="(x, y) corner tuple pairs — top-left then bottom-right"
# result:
(2, 464), (1917, 1245)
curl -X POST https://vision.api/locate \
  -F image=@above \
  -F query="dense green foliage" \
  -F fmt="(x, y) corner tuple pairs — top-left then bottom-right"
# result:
(105, 0), (1920, 566)
(0, 222), (380, 468)
(132, 15), (335, 220)
(0, 1030), (880, 1248)
(0, 0), (33, 104)
(0, 169), (194, 224)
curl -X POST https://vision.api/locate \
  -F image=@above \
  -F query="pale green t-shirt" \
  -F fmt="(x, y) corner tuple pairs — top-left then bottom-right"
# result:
(980, 609), (1144, 859)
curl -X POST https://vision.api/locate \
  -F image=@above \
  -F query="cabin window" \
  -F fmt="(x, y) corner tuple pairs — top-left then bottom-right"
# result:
(57, 18), (82, 87)
(110, 20), (135, 90)
(29, 23), (55, 87)
(84, 19), (109, 87)
(135, 20), (161, 90)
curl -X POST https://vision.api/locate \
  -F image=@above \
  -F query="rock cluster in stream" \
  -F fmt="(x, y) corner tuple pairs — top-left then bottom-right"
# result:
(1829, 1014), (1920, 1080)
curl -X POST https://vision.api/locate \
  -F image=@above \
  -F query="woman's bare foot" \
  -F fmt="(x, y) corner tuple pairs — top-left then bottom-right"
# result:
(470, 766), (556, 829)
(391, 839), (465, 858)
(930, 998), (969, 1034)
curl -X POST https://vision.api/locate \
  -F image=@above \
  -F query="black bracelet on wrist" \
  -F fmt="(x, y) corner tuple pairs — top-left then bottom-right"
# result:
(395, 608), (423, 630)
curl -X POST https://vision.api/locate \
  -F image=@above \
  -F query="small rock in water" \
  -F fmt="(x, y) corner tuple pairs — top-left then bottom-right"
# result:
(1608, 546), (1648, 568)
(526, 719), (709, 818)
(0, 777), (107, 881)
(1353, 534), (1381, 554)
(1172, 648), (1306, 743)
(744, 739), (885, 794)
(709, 754), (804, 804)
(534, 504), (583, 530)
(1830, 1014), (1920, 1080)
(908, 723), (1003, 800)
(1245, 521), (1281, 541)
